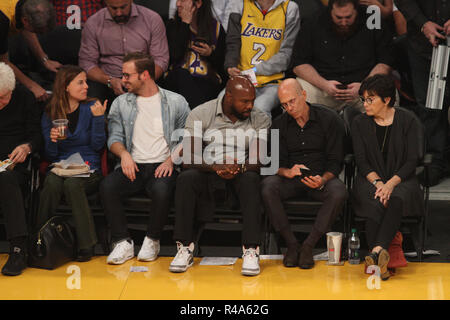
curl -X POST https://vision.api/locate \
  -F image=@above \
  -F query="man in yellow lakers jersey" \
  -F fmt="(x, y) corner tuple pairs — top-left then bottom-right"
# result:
(224, 0), (300, 115)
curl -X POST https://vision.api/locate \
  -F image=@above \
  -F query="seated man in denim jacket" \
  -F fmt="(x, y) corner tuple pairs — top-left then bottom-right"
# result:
(100, 52), (190, 265)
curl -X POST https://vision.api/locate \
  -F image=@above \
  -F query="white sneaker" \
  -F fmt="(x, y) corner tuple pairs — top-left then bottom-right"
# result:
(241, 246), (260, 276)
(106, 239), (134, 265)
(169, 242), (194, 273)
(137, 236), (160, 262)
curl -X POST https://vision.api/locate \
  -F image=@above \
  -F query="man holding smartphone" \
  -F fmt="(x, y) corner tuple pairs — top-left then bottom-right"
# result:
(292, 0), (394, 112)
(261, 79), (347, 270)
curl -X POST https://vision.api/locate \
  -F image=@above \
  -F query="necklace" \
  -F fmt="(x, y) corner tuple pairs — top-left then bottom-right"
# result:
(381, 125), (390, 153)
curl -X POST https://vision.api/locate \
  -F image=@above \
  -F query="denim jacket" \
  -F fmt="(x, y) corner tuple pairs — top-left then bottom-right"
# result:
(107, 87), (190, 163)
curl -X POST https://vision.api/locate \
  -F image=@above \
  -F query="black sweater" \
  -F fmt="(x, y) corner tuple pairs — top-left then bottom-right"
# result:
(0, 85), (42, 163)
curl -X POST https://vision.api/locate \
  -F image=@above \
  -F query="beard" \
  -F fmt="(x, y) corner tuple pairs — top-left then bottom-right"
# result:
(113, 14), (130, 24)
(232, 107), (250, 120)
(332, 21), (358, 38)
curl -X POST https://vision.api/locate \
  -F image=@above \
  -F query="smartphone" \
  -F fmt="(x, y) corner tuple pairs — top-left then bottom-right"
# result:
(193, 38), (208, 47)
(299, 168), (313, 178)
(336, 84), (348, 90)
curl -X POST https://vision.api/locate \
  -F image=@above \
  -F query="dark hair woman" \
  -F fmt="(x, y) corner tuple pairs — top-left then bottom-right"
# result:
(350, 74), (424, 280)
(163, 0), (226, 109)
(37, 65), (107, 262)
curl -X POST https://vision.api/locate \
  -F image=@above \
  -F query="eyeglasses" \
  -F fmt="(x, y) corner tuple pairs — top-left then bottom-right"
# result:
(359, 96), (378, 105)
(122, 72), (139, 80)
(280, 98), (296, 110)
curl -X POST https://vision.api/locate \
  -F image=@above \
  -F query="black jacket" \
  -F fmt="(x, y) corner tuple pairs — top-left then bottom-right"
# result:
(395, 0), (450, 57)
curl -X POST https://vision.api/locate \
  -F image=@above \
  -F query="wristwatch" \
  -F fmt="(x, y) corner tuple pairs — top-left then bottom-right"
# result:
(41, 55), (49, 64)
(372, 179), (382, 186)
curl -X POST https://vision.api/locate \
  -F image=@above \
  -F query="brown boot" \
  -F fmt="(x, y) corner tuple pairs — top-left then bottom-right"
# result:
(298, 244), (314, 269)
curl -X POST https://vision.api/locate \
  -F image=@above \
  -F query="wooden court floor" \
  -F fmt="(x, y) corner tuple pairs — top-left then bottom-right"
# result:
(0, 254), (449, 300)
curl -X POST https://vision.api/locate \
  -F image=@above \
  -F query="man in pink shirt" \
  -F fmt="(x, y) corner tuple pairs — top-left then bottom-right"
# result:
(79, 0), (169, 105)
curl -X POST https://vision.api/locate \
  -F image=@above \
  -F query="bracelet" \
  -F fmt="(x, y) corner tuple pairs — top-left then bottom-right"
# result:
(241, 163), (247, 173)
(107, 76), (112, 88)
(42, 55), (49, 64)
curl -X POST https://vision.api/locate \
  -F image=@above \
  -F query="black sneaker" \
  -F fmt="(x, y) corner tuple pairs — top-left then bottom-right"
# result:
(1, 247), (27, 276)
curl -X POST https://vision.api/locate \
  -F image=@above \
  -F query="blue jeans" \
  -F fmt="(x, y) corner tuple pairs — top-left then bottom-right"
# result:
(254, 83), (280, 116)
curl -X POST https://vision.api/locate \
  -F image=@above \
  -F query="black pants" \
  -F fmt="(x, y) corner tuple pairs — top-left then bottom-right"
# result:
(0, 170), (28, 240)
(365, 197), (403, 250)
(261, 175), (348, 247)
(173, 169), (262, 246)
(100, 164), (177, 242)
(408, 46), (449, 170)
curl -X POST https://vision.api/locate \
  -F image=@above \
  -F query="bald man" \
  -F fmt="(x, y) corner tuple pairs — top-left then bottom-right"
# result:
(170, 76), (271, 276)
(261, 79), (347, 269)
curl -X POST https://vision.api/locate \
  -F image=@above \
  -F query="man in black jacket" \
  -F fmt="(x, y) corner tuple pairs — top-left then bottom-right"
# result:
(395, 0), (450, 186)
(0, 62), (42, 276)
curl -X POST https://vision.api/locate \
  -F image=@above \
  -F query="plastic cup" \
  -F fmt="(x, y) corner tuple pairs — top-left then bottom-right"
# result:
(52, 119), (69, 140)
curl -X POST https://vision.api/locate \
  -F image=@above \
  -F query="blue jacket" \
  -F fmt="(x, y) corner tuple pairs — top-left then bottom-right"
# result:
(41, 101), (106, 171)
(107, 87), (190, 166)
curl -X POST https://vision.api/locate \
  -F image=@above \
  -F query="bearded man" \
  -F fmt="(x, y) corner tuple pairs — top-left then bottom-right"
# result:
(292, 0), (394, 112)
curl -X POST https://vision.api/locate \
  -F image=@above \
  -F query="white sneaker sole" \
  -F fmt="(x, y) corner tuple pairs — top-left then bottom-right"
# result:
(169, 259), (194, 273)
(107, 254), (134, 265)
(137, 254), (158, 262)
(241, 267), (260, 276)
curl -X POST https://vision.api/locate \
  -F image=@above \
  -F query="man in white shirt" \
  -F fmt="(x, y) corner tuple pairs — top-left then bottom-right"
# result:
(100, 52), (190, 265)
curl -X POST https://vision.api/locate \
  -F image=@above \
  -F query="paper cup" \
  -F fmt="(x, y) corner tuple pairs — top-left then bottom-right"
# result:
(326, 232), (343, 265)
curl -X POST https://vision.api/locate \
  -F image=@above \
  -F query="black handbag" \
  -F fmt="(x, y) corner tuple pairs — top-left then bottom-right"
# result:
(28, 216), (77, 270)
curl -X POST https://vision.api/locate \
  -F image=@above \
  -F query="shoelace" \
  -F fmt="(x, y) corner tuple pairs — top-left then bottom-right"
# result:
(144, 238), (155, 251)
(175, 242), (191, 261)
(243, 249), (258, 259)
(114, 241), (130, 256)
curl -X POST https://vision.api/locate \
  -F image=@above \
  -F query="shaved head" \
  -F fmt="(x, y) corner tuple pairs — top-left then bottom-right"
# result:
(226, 75), (255, 96)
(223, 76), (256, 120)
(278, 78), (303, 96)
(277, 78), (308, 120)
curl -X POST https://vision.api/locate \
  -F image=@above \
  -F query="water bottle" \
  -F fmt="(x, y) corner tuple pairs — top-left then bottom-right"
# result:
(348, 228), (360, 265)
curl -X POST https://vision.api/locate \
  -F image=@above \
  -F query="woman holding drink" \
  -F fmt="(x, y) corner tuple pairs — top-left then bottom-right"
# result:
(38, 65), (107, 262)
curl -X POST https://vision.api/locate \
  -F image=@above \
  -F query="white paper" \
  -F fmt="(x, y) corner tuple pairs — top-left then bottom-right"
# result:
(130, 266), (148, 272)
(53, 152), (88, 169)
(240, 68), (258, 87)
(404, 250), (441, 258)
(260, 255), (283, 260)
(0, 159), (14, 172)
(199, 257), (238, 266)
(69, 170), (95, 178)
(313, 251), (329, 261)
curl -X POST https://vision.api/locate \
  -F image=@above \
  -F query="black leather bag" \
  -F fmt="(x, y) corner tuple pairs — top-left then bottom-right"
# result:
(28, 216), (77, 270)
